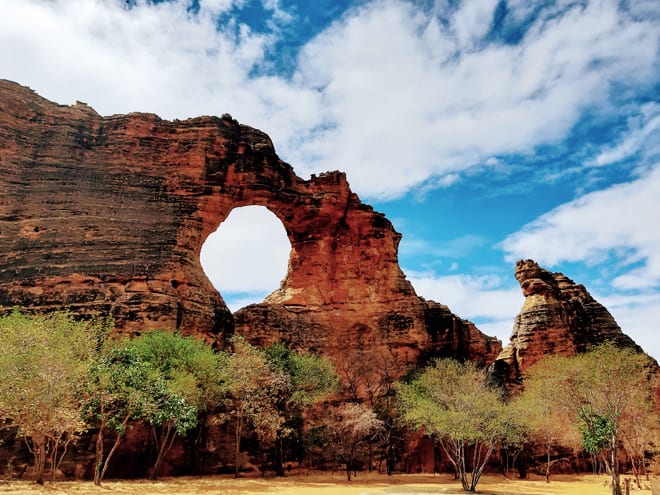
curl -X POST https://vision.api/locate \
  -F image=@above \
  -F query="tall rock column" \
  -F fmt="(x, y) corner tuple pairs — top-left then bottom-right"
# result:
(491, 259), (642, 387)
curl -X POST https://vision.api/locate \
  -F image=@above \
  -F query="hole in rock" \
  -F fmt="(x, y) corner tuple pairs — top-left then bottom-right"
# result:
(200, 205), (291, 313)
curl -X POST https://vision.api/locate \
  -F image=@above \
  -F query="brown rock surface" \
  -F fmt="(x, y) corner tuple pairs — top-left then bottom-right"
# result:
(491, 259), (643, 387)
(0, 79), (500, 368)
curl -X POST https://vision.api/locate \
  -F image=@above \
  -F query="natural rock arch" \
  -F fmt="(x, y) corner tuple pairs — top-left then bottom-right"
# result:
(0, 80), (501, 366)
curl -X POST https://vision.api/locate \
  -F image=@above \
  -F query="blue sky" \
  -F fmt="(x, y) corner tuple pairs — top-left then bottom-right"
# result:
(2, 0), (659, 359)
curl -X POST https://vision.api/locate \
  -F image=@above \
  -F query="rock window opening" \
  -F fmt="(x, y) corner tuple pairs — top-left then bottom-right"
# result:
(200, 205), (291, 313)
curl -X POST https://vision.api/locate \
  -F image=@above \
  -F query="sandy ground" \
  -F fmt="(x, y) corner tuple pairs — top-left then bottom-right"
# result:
(0, 473), (651, 495)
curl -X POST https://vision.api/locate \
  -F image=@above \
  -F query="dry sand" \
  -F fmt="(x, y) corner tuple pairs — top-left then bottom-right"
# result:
(0, 473), (651, 495)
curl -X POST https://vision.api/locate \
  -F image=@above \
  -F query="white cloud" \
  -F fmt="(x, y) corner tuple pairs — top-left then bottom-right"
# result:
(478, 319), (515, 346)
(598, 292), (660, 361)
(0, 0), (321, 152)
(1, 0), (658, 200)
(406, 270), (522, 343)
(501, 165), (660, 360)
(289, 0), (660, 198)
(399, 234), (487, 259)
(199, 0), (238, 16)
(200, 206), (291, 295)
(589, 103), (660, 167)
(406, 268), (660, 360)
(501, 164), (660, 290)
(260, 0), (295, 24)
(451, 0), (499, 50)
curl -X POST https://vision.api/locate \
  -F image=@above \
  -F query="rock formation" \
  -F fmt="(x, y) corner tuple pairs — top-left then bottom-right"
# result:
(491, 259), (643, 387)
(0, 79), (501, 370)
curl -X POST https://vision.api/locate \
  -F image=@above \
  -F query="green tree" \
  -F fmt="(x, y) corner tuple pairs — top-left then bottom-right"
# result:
(264, 343), (338, 475)
(83, 345), (157, 485)
(514, 368), (580, 482)
(398, 358), (515, 493)
(496, 395), (529, 479)
(619, 397), (660, 488)
(219, 336), (286, 478)
(523, 343), (656, 495)
(127, 330), (224, 480)
(326, 402), (384, 481)
(0, 310), (103, 484)
(338, 347), (408, 474)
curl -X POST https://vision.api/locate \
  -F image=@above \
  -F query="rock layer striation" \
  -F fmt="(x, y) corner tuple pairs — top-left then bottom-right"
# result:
(491, 259), (643, 387)
(0, 80), (501, 368)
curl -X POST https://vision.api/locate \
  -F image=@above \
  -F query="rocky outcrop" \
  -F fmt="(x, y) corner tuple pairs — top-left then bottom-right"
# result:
(0, 79), (500, 369)
(491, 259), (643, 387)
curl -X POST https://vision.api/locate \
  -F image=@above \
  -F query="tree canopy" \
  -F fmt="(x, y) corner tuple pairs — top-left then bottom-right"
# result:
(84, 345), (163, 484)
(1, 308), (657, 489)
(264, 342), (338, 475)
(218, 336), (287, 477)
(124, 330), (225, 479)
(398, 358), (518, 492)
(0, 310), (105, 484)
(522, 343), (658, 495)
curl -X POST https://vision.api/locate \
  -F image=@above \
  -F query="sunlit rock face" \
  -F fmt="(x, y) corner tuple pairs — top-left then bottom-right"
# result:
(491, 259), (643, 388)
(0, 79), (501, 367)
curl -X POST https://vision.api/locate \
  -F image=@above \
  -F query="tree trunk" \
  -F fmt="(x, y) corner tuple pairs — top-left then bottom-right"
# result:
(150, 426), (161, 481)
(275, 433), (285, 476)
(368, 441), (373, 473)
(234, 416), (243, 479)
(49, 435), (60, 483)
(25, 435), (48, 486)
(151, 423), (177, 481)
(628, 454), (642, 489)
(35, 443), (46, 485)
(94, 425), (105, 485)
(99, 432), (123, 484)
(516, 451), (528, 480)
(502, 447), (509, 477)
(457, 441), (470, 492)
(438, 439), (461, 482)
(611, 434), (621, 495)
(346, 443), (356, 481)
(99, 413), (131, 484)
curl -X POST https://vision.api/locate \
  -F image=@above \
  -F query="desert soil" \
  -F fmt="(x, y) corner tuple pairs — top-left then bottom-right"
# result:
(0, 473), (650, 495)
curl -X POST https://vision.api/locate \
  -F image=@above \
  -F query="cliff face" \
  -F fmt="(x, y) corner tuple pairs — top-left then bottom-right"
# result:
(0, 80), (501, 367)
(492, 259), (643, 386)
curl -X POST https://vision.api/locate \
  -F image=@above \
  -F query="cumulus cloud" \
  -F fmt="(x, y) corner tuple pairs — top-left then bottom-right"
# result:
(407, 265), (660, 360)
(501, 164), (660, 290)
(589, 103), (660, 168)
(598, 291), (660, 361)
(2, 0), (658, 200)
(500, 163), (660, 360)
(0, 0), (321, 151)
(406, 270), (522, 343)
(289, 0), (660, 198)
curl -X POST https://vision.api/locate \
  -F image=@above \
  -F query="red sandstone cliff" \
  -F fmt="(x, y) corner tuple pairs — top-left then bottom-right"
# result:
(491, 259), (646, 388)
(0, 79), (501, 371)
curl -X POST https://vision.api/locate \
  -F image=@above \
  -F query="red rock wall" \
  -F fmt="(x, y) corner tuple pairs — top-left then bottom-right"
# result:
(0, 79), (501, 368)
(491, 259), (644, 387)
